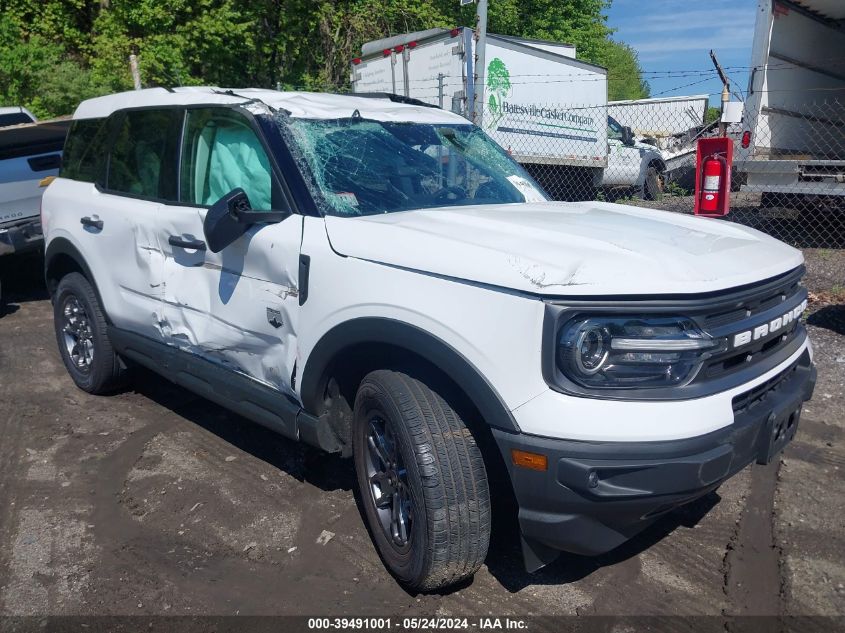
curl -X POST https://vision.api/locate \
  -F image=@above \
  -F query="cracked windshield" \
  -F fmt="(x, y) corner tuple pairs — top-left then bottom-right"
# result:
(281, 117), (548, 216)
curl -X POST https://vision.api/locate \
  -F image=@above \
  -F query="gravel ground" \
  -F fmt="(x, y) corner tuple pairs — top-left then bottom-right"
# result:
(0, 250), (843, 621)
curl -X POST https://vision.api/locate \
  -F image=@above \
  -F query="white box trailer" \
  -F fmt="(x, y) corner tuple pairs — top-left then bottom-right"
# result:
(352, 27), (608, 198)
(608, 95), (709, 139)
(737, 0), (845, 201)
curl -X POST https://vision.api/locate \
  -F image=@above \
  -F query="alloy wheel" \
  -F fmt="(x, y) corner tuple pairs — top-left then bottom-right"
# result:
(364, 415), (413, 549)
(61, 295), (94, 373)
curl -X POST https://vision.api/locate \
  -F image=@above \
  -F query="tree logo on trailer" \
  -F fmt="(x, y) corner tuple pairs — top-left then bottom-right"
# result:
(486, 58), (511, 130)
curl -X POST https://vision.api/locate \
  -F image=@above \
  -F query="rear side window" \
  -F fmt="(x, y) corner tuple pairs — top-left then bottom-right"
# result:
(107, 109), (180, 200)
(180, 107), (276, 211)
(61, 118), (110, 183)
(0, 111), (34, 127)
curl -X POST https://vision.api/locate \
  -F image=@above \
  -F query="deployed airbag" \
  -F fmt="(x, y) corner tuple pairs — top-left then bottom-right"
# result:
(205, 123), (272, 210)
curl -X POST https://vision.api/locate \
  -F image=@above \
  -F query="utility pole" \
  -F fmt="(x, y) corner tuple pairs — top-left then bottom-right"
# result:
(472, 0), (488, 126)
(709, 50), (729, 137)
(129, 54), (142, 91)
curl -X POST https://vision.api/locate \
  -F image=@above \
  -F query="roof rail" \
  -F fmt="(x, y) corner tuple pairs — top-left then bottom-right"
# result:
(350, 92), (441, 110)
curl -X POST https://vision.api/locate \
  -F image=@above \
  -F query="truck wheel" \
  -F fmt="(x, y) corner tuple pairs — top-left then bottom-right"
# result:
(644, 165), (664, 201)
(53, 272), (126, 394)
(353, 370), (491, 591)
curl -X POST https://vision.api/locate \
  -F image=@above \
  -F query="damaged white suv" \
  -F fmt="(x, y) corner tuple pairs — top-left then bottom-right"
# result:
(43, 88), (816, 591)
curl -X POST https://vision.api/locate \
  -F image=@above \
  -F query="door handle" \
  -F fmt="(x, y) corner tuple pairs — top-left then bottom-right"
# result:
(80, 216), (103, 230)
(168, 235), (207, 251)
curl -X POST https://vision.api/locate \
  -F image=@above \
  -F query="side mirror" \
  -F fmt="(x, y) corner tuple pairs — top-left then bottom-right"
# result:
(203, 188), (252, 253)
(203, 188), (291, 253)
(622, 126), (636, 147)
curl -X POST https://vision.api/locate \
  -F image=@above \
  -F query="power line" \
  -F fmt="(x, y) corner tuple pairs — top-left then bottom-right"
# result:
(354, 55), (845, 85)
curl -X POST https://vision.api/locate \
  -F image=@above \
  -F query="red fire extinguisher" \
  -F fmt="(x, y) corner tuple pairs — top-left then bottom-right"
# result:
(700, 156), (724, 213)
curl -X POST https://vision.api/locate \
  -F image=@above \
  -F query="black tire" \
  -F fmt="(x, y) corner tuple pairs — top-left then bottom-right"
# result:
(353, 370), (491, 591)
(53, 272), (126, 394)
(644, 165), (664, 201)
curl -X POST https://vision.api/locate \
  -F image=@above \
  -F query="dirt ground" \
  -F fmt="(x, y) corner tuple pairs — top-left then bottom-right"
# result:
(0, 250), (843, 619)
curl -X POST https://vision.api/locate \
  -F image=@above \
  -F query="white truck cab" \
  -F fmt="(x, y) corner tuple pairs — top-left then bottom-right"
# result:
(603, 115), (666, 199)
(42, 88), (815, 590)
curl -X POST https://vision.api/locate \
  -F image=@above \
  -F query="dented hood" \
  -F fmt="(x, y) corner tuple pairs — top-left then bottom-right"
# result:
(324, 201), (804, 296)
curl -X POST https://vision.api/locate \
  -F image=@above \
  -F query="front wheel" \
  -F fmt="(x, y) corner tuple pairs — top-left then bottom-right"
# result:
(53, 272), (127, 394)
(644, 165), (664, 201)
(353, 370), (491, 591)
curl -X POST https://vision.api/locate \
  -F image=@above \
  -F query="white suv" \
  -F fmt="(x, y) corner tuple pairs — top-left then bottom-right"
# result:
(43, 88), (816, 591)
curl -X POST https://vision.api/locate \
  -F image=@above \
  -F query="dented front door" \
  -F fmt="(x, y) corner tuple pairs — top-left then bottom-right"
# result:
(157, 206), (303, 396)
(154, 105), (303, 396)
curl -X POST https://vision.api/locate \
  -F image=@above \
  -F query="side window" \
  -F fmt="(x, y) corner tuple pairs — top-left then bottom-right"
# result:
(61, 118), (110, 183)
(107, 109), (180, 199)
(607, 116), (623, 141)
(180, 108), (276, 211)
(0, 111), (35, 127)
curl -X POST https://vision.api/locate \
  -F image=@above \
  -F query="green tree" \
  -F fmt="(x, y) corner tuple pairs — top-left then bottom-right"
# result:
(0, 13), (102, 117)
(481, 0), (613, 63)
(302, 0), (454, 89)
(0, 0), (653, 118)
(600, 40), (650, 101)
(705, 106), (721, 124)
(88, 0), (259, 90)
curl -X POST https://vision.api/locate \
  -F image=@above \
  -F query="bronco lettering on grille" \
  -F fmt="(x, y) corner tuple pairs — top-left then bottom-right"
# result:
(732, 299), (807, 348)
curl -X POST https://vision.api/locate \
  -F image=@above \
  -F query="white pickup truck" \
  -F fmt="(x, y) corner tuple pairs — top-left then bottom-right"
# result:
(604, 114), (666, 200)
(0, 108), (68, 303)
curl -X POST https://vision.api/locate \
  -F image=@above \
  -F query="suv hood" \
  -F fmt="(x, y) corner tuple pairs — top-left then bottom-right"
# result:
(324, 201), (804, 296)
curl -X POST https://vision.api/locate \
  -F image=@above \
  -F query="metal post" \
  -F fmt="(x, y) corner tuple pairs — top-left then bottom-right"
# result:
(129, 54), (141, 91)
(438, 73), (445, 109)
(403, 48), (411, 97)
(710, 50), (730, 137)
(472, 0), (488, 126)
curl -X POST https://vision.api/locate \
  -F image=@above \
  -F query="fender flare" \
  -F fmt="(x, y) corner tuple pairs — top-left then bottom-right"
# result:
(300, 317), (520, 433)
(44, 237), (104, 305)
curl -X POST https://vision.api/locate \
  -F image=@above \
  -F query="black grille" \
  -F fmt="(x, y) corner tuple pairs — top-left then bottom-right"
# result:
(731, 355), (802, 415)
(694, 267), (807, 385)
(703, 274), (801, 329)
(702, 322), (802, 380)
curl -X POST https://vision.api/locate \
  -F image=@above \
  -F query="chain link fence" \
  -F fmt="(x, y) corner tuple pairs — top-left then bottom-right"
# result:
(483, 98), (845, 249)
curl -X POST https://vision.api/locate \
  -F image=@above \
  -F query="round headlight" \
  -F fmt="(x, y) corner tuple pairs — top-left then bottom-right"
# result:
(556, 315), (724, 390)
(574, 325), (610, 375)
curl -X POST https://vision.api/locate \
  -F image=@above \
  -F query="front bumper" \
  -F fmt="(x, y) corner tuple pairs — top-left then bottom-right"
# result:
(493, 350), (816, 570)
(0, 217), (43, 256)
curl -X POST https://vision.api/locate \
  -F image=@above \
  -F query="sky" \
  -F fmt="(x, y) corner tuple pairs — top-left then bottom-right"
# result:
(605, 0), (759, 104)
